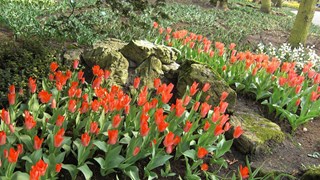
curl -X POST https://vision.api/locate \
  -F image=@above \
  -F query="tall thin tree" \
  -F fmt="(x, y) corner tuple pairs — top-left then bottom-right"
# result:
(288, 0), (317, 47)
(261, 0), (271, 13)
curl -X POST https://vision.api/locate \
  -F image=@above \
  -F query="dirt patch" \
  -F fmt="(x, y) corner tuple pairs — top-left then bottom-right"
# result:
(230, 95), (320, 178)
(245, 30), (320, 55)
(0, 25), (14, 41)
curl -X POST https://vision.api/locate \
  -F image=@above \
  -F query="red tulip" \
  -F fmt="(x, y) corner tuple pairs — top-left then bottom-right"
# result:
(73, 59), (79, 69)
(153, 22), (159, 29)
(157, 120), (168, 132)
(203, 121), (210, 131)
(56, 115), (65, 127)
(112, 114), (122, 128)
(219, 101), (228, 114)
(54, 128), (65, 148)
(202, 83), (210, 92)
(190, 82), (199, 96)
(80, 101), (90, 114)
(38, 90), (52, 103)
(35, 159), (48, 176)
(34, 135), (44, 150)
(197, 147), (208, 159)
(193, 101), (200, 111)
(29, 165), (40, 180)
(154, 78), (161, 89)
(8, 93), (15, 105)
(133, 146), (140, 156)
(183, 120), (192, 133)
(239, 165), (249, 179)
(50, 62), (59, 72)
(90, 121), (99, 134)
(220, 91), (229, 102)
(107, 129), (118, 145)
(91, 99), (100, 112)
(310, 91), (319, 102)
(137, 86), (148, 106)
(229, 43), (236, 50)
(163, 132), (175, 148)
(200, 102), (212, 118)
(133, 77), (141, 89)
(92, 65), (104, 77)
(8, 148), (19, 163)
(140, 121), (150, 137)
(201, 163), (209, 171)
(0, 131), (6, 145)
(17, 144), (23, 154)
(81, 132), (91, 147)
(233, 126), (244, 139)
(1, 109), (10, 125)
(104, 70), (111, 80)
(24, 111), (36, 130)
(175, 99), (185, 117)
(295, 99), (301, 106)
(68, 99), (77, 113)
(56, 163), (62, 172)
(214, 124), (224, 136)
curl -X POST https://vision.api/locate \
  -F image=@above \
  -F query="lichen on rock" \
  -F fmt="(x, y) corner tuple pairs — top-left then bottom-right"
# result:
(176, 60), (236, 109)
(229, 111), (285, 154)
(301, 167), (320, 180)
(82, 39), (129, 86)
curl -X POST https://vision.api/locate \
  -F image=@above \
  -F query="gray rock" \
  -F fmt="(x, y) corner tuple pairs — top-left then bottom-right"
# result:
(136, 56), (163, 88)
(82, 39), (129, 86)
(229, 111), (285, 154)
(176, 60), (237, 109)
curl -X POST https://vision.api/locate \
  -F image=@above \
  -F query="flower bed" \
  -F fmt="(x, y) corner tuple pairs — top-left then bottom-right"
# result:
(0, 60), (247, 179)
(152, 22), (320, 131)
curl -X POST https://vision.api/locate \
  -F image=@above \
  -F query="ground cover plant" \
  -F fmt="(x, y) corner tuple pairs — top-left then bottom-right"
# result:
(151, 22), (320, 131)
(0, 0), (320, 179)
(0, 60), (250, 179)
(1, 0), (319, 48)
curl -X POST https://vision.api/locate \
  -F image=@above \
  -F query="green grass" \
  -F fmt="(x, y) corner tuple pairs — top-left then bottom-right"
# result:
(0, 0), (319, 47)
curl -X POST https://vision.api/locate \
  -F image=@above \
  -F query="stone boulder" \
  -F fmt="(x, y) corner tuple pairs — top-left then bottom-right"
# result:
(120, 40), (178, 65)
(82, 39), (129, 86)
(229, 111), (285, 154)
(176, 60), (236, 108)
(136, 56), (164, 87)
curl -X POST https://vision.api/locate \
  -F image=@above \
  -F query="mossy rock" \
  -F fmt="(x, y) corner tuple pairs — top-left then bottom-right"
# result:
(120, 40), (156, 64)
(82, 39), (129, 86)
(229, 111), (285, 154)
(136, 56), (163, 88)
(120, 40), (178, 65)
(301, 167), (320, 180)
(176, 60), (236, 109)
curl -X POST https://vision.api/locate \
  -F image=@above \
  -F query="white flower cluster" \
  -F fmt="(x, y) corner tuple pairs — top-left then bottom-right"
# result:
(256, 43), (320, 72)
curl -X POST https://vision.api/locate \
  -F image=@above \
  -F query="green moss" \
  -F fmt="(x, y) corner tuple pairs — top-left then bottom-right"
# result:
(301, 167), (320, 180)
(240, 112), (285, 143)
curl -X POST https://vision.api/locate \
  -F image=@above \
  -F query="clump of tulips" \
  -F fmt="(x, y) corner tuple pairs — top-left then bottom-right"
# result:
(152, 22), (320, 131)
(0, 60), (246, 179)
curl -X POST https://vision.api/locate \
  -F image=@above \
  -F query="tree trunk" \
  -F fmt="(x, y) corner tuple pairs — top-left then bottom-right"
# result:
(288, 0), (317, 47)
(261, 0), (271, 13)
(210, 0), (228, 9)
(210, 0), (219, 6)
(218, 0), (228, 9)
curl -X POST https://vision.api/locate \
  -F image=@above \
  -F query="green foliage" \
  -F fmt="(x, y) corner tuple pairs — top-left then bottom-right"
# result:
(0, 38), (58, 108)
